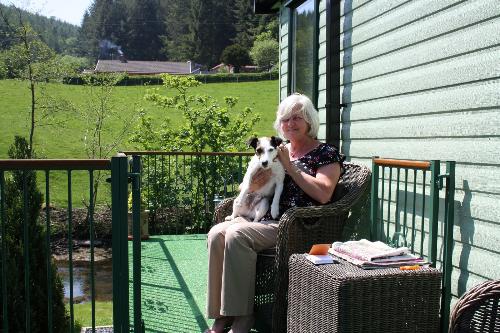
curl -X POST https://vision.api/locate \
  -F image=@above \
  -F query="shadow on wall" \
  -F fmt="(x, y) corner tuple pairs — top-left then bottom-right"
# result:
(457, 180), (473, 297)
(340, 0), (353, 159)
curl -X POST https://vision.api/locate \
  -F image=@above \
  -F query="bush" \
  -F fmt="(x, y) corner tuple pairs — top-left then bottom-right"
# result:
(0, 136), (68, 332)
(130, 74), (260, 232)
(63, 72), (278, 85)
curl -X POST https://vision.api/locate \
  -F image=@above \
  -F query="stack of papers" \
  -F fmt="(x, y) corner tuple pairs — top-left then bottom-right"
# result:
(328, 239), (427, 269)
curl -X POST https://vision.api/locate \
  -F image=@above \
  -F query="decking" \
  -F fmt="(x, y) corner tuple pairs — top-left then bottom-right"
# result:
(131, 234), (210, 333)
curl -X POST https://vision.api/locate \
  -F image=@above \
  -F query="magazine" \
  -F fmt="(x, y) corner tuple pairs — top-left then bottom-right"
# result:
(328, 239), (427, 269)
(330, 239), (409, 262)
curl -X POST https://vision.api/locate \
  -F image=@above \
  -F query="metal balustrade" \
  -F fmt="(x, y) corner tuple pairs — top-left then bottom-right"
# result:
(1, 154), (457, 332)
(370, 157), (456, 332)
(0, 159), (111, 333)
(122, 151), (253, 235)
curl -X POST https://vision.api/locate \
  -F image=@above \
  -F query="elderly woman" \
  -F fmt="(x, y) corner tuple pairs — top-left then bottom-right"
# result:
(205, 93), (344, 333)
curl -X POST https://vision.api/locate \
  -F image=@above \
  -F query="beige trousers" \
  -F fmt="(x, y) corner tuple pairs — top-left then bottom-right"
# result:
(206, 217), (279, 318)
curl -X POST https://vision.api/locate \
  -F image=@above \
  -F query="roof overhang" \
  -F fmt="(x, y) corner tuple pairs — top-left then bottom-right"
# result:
(253, 0), (280, 14)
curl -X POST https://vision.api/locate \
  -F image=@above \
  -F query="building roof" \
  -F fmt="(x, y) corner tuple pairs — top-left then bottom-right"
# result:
(253, 0), (279, 14)
(95, 60), (195, 75)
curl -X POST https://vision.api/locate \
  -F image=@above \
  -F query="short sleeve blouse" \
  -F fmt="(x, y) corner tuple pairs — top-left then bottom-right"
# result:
(262, 142), (345, 221)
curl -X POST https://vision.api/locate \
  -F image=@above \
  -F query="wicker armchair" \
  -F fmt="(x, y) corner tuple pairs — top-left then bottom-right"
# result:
(213, 162), (371, 333)
(449, 279), (500, 333)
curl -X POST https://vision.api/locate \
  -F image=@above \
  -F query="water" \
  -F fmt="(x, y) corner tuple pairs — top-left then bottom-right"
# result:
(56, 259), (113, 303)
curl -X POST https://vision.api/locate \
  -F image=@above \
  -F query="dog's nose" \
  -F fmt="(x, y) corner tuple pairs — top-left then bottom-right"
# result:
(262, 161), (268, 167)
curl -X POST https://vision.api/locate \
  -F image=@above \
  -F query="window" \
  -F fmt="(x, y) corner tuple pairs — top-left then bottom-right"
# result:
(291, 0), (316, 100)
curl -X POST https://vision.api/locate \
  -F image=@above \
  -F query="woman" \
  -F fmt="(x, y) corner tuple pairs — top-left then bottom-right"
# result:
(205, 93), (344, 333)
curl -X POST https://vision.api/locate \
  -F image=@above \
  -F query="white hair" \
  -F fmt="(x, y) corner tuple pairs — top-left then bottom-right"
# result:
(273, 93), (319, 139)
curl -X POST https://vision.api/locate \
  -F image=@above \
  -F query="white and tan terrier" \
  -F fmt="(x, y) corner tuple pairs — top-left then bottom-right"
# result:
(226, 136), (285, 222)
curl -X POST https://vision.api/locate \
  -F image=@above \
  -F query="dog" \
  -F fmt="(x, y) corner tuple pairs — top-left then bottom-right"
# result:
(226, 136), (285, 222)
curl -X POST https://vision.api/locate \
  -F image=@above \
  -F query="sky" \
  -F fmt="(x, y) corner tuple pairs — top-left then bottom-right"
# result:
(0, 0), (93, 26)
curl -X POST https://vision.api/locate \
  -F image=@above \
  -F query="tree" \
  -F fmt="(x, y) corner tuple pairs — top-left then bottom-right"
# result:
(125, 0), (165, 60)
(0, 6), (75, 157)
(220, 44), (250, 73)
(231, 0), (260, 49)
(131, 73), (260, 152)
(130, 74), (261, 231)
(163, 0), (197, 61)
(0, 136), (68, 332)
(250, 38), (279, 71)
(0, 7), (59, 157)
(80, 73), (139, 212)
(196, 0), (235, 67)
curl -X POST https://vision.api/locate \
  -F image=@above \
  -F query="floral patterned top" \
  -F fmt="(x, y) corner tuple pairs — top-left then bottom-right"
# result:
(262, 142), (345, 221)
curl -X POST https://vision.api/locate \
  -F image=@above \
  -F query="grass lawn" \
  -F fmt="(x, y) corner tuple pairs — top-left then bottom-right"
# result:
(71, 301), (113, 332)
(0, 79), (279, 205)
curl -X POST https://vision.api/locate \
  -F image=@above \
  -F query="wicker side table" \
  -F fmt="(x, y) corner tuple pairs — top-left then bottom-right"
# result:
(287, 254), (442, 333)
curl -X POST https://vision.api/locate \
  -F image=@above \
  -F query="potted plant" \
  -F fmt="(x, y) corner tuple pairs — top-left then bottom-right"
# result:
(127, 192), (150, 240)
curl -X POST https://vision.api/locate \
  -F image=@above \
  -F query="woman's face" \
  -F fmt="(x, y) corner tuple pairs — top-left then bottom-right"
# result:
(280, 113), (309, 140)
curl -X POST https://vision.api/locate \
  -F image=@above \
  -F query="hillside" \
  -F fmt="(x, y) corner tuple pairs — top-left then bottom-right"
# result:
(0, 3), (79, 55)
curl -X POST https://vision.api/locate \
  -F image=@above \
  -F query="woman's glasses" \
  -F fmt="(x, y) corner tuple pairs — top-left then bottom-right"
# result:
(281, 115), (304, 123)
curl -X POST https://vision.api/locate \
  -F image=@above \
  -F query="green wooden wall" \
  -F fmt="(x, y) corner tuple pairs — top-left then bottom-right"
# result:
(279, 0), (500, 303)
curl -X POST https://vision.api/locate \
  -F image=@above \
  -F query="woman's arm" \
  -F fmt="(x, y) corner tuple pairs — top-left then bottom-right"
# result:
(278, 145), (341, 204)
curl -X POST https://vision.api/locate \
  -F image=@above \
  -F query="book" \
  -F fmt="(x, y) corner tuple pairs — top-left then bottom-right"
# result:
(306, 254), (337, 265)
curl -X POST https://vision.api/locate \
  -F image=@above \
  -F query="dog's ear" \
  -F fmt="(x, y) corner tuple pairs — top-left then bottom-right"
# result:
(270, 136), (283, 147)
(247, 137), (259, 149)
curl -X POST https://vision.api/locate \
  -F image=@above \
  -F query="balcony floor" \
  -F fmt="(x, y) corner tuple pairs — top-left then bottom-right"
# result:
(130, 234), (211, 332)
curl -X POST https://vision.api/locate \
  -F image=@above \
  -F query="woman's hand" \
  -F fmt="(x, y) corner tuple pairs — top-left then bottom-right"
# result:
(277, 144), (292, 171)
(248, 168), (272, 192)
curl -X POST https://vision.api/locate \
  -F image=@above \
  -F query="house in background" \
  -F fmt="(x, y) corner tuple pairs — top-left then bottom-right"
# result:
(256, 0), (500, 305)
(94, 59), (202, 75)
(210, 63), (259, 74)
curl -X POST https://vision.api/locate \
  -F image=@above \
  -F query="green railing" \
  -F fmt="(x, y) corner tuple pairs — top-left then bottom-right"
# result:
(0, 152), (252, 333)
(0, 159), (112, 333)
(122, 151), (253, 235)
(122, 151), (252, 332)
(370, 157), (455, 333)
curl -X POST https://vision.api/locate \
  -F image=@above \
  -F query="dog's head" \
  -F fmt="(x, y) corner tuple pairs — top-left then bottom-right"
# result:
(248, 136), (283, 169)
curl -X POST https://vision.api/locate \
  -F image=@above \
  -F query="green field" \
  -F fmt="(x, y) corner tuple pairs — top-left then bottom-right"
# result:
(0, 79), (279, 158)
(0, 79), (279, 205)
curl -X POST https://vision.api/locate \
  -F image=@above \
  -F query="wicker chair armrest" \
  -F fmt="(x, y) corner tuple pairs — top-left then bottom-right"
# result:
(449, 279), (500, 333)
(213, 197), (235, 224)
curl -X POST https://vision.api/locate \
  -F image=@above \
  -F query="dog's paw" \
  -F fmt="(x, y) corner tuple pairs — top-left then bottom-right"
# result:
(271, 206), (279, 219)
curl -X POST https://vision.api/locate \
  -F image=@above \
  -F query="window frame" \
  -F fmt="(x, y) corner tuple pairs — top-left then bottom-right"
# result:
(286, 0), (319, 108)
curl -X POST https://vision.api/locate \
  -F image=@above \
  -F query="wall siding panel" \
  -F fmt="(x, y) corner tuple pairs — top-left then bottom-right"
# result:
(342, 47), (499, 103)
(344, 80), (500, 121)
(341, 0), (499, 66)
(341, 18), (500, 83)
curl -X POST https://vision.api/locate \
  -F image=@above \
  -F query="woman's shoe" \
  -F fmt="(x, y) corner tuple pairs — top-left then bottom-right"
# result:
(204, 316), (234, 333)
(228, 314), (255, 333)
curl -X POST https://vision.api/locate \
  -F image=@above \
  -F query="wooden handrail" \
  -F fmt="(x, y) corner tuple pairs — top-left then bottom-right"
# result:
(121, 151), (254, 157)
(0, 159), (111, 170)
(373, 158), (431, 170)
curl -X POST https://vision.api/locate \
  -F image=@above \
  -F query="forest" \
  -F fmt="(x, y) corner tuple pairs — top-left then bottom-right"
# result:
(0, 0), (278, 70)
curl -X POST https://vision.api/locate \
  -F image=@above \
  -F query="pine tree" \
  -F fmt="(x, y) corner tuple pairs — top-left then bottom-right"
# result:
(164, 0), (196, 61)
(232, 0), (258, 49)
(125, 0), (166, 60)
(0, 136), (68, 333)
(195, 0), (236, 67)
